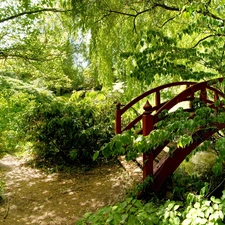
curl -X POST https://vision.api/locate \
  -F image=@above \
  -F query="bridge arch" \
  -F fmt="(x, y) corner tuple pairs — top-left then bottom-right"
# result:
(115, 78), (225, 191)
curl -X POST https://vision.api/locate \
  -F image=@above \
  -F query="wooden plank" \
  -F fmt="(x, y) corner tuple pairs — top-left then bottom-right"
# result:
(118, 156), (142, 183)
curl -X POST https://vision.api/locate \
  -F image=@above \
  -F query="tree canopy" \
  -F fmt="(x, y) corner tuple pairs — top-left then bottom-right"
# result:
(0, 0), (90, 93)
(2, 0), (225, 90)
(70, 0), (225, 86)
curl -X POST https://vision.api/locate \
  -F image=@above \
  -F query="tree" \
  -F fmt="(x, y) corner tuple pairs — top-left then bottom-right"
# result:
(0, 0), (89, 93)
(2, 0), (225, 89)
(70, 0), (225, 88)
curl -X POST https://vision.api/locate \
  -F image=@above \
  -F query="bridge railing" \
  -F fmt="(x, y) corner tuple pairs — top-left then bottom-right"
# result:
(153, 79), (225, 124)
(115, 78), (225, 190)
(116, 79), (225, 135)
(115, 81), (196, 134)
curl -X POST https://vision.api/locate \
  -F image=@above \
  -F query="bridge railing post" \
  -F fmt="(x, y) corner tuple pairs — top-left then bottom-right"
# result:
(155, 91), (160, 108)
(142, 100), (154, 180)
(115, 102), (122, 134)
(214, 92), (220, 110)
(200, 86), (207, 104)
(186, 84), (194, 109)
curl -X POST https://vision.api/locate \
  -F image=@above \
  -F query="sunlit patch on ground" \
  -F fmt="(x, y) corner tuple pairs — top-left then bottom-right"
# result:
(0, 155), (133, 225)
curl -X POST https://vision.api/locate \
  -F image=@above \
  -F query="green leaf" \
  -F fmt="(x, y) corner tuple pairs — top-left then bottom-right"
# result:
(121, 213), (129, 222)
(210, 196), (221, 204)
(93, 151), (99, 161)
(182, 219), (192, 225)
(102, 144), (111, 158)
(194, 202), (200, 209)
(177, 135), (192, 148)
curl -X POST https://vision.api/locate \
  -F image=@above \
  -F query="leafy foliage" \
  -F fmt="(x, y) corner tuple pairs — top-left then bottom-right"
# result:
(69, 0), (225, 88)
(22, 91), (114, 165)
(77, 187), (225, 225)
(97, 100), (225, 180)
(0, 74), (115, 167)
(0, 0), (96, 94)
(0, 75), (46, 156)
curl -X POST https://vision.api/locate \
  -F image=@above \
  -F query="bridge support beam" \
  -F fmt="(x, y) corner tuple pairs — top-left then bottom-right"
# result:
(142, 101), (154, 180)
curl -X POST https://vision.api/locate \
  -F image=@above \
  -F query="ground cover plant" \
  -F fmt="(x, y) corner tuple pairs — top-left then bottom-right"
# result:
(77, 188), (225, 225)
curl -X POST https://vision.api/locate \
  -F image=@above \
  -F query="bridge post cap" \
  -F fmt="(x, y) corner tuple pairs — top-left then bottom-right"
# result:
(143, 100), (152, 112)
(116, 102), (121, 109)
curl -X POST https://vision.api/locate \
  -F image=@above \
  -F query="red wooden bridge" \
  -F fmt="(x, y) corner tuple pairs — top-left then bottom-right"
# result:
(115, 78), (225, 191)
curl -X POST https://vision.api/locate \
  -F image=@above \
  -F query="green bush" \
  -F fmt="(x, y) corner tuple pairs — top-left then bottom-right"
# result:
(23, 91), (114, 165)
(0, 75), (55, 156)
(0, 89), (38, 155)
(77, 187), (225, 225)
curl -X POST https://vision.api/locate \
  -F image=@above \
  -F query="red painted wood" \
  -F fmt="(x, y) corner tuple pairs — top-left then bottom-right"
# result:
(143, 153), (153, 180)
(115, 77), (225, 191)
(153, 123), (225, 191)
(121, 82), (196, 115)
(142, 101), (154, 180)
(153, 79), (225, 124)
(115, 102), (122, 134)
(200, 87), (207, 103)
(155, 91), (160, 108)
(121, 79), (225, 133)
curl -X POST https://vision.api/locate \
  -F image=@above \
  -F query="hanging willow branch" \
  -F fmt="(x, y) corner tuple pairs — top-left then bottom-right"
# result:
(0, 8), (72, 24)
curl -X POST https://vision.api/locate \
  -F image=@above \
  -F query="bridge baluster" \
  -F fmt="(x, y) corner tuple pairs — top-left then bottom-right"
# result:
(115, 102), (122, 134)
(200, 87), (207, 104)
(186, 84), (194, 109)
(214, 92), (220, 111)
(155, 91), (160, 108)
(214, 92), (219, 102)
(142, 100), (154, 180)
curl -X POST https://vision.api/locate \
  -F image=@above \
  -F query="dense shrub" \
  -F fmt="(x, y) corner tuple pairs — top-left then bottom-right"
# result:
(77, 187), (225, 225)
(23, 91), (114, 165)
(0, 74), (116, 165)
(0, 75), (55, 156)
(0, 90), (37, 155)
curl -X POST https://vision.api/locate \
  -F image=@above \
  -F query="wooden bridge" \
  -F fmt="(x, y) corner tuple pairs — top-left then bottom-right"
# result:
(115, 78), (225, 191)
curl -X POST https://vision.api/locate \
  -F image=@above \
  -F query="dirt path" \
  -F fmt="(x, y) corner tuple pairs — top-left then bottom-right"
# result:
(0, 155), (133, 225)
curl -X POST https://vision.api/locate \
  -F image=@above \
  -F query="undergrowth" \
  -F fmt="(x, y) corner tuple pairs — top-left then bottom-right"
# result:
(77, 161), (225, 225)
(77, 186), (225, 225)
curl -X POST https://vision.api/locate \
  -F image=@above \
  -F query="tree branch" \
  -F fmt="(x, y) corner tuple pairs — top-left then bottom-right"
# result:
(0, 8), (72, 24)
(94, 13), (111, 24)
(108, 9), (136, 17)
(153, 3), (180, 12)
(156, 16), (177, 28)
(0, 53), (64, 62)
(102, 2), (225, 29)
(192, 34), (225, 48)
(107, 3), (180, 18)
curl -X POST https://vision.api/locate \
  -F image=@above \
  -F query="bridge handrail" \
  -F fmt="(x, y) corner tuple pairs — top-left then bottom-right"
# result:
(122, 97), (195, 132)
(153, 79), (225, 123)
(120, 81), (196, 115)
(116, 79), (225, 134)
(116, 82), (197, 134)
